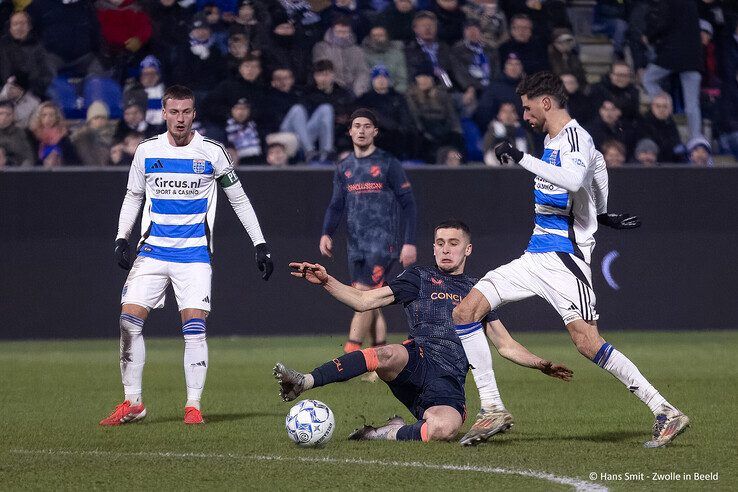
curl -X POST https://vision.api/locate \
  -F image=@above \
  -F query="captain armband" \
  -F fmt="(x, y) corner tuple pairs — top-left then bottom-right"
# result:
(218, 170), (240, 188)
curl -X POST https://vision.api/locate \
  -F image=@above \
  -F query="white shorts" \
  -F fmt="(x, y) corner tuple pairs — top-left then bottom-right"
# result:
(474, 251), (598, 324)
(121, 256), (212, 312)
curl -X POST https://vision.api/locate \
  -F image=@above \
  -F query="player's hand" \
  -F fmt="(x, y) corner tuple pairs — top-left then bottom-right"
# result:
(597, 213), (641, 230)
(400, 244), (417, 268)
(319, 235), (333, 257)
(538, 360), (573, 381)
(494, 140), (524, 165)
(255, 243), (273, 281)
(289, 262), (329, 285)
(115, 238), (131, 271)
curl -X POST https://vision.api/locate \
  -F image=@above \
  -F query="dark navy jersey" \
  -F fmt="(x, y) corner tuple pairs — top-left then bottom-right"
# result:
(322, 148), (416, 260)
(388, 265), (499, 376)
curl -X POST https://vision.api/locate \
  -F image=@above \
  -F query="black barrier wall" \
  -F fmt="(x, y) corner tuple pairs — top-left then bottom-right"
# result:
(1, 167), (736, 339)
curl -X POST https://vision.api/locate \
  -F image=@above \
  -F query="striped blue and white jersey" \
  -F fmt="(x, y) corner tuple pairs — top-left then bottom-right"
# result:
(125, 131), (236, 263)
(521, 119), (608, 264)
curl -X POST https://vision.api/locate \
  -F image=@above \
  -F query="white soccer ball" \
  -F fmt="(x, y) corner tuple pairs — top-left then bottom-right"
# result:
(285, 399), (335, 447)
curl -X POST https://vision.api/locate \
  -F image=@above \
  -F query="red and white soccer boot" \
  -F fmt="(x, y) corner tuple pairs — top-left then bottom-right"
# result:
(99, 400), (147, 426)
(184, 406), (204, 424)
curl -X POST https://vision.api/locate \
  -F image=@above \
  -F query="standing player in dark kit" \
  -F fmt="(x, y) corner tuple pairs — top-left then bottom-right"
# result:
(320, 108), (417, 360)
(276, 220), (572, 442)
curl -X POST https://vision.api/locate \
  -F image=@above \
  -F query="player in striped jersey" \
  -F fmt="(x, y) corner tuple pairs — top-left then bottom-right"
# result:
(100, 85), (273, 426)
(453, 72), (689, 448)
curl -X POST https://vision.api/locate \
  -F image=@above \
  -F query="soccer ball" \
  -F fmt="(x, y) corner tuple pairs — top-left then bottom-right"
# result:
(285, 399), (335, 447)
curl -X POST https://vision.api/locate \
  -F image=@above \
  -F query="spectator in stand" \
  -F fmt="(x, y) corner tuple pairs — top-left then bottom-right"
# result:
(405, 11), (455, 89)
(362, 26), (409, 93)
(482, 101), (528, 166)
(686, 136), (713, 166)
(263, 63), (334, 161)
(436, 146), (463, 165)
(548, 28), (586, 87)
(461, 0), (509, 50)
(29, 101), (78, 167)
(172, 13), (227, 101)
(113, 99), (161, 143)
(95, 0), (152, 80)
(225, 27), (251, 75)
(71, 101), (115, 166)
(110, 130), (144, 166)
(26, 0), (104, 77)
(406, 60), (463, 162)
(380, 0), (417, 44)
(500, 0), (570, 39)
(321, 0), (372, 43)
(633, 138), (659, 167)
(433, 0), (466, 46)
(589, 61), (640, 123)
(230, 0), (270, 55)
(225, 97), (264, 164)
(0, 11), (53, 98)
(267, 0), (323, 47)
(560, 72), (594, 124)
(601, 139), (626, 168)
(699, 19), (721, 134)
(264, 13), (313, 86)
(643, 0), (703, 139)
(123, 55), (166, 127)
(305, 59), (354, 154)
(0, 99), (34, 167)
(718, 68), (738, 160)
(473, 51), (524, 131)
(265, 141), (289, 166)
(451, 19), (496, 117)
(202, 54), (266, 126)
(195, 0), (239, 16)
(265, 133), (299, 166)
(591, 0), (627, 59)
(637, 93), (685, 163)
(144, 0), (193, 83)
(698, 0), (727, 44)
(313, 17), (370, 96)
(498, 14), (549, 76)
(0, 73), (40, 129)
(626, 0), (651, 75)
(589, 99), (635, 158)
(199, 2), (230, 54)
(355, 65), (416, 158)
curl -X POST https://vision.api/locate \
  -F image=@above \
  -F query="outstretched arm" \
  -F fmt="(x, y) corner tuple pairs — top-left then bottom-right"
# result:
(289, 262), (396, 312)
(485, 319), (573, 381)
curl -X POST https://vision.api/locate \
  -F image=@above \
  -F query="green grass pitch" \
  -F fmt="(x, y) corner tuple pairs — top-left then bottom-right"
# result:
(1, 331), (735, 491)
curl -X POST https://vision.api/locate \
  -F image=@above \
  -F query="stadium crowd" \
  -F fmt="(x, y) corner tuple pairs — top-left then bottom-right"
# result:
(0, 0), (736, 168)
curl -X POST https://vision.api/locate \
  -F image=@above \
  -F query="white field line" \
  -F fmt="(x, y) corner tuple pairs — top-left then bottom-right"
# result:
(10, 448), (608, 491)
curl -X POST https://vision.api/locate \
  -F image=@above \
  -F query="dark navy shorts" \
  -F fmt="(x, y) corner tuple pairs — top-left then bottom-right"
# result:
(348, 252), (397, 288)
(386, 340), (467, 420)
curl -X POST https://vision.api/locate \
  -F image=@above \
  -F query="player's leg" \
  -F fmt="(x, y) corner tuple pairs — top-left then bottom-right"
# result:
(455, 257), (537, 444)
(543, 252), (689, 447)
(171, 262), (212, 424)
(274, 344), (408, 401)
(344, 258), (376, 352)
(101, 257), (168, 426)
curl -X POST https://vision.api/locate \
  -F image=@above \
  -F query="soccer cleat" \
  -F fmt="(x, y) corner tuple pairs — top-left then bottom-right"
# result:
(99, 400), (147, 426)
(643, 409), (690, 448)
(348, 415), (405, 441)
(184, 406), (204, 425)
(459, 408), (514, 446)
(360, 371), (379, 383)
(273, 362), (307, 402)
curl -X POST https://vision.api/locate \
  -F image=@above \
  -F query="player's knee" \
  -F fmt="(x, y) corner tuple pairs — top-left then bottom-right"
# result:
(182, 318), (206, 341)
(119, 314), (144, 336)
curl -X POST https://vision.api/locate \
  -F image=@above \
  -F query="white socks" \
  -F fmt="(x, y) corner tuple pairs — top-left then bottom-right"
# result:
(183, 318), (208, 403)
(456, 322), (505, 411)
(594, 343), (669, 415)
(120, 314), (145, 401)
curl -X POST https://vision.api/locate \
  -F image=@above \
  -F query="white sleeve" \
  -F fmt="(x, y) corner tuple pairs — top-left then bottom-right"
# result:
(222, 179), (266, 246)
(116, 148), (146, 240)
(591, 150), (609, 214)
(517, 127), (591, 192)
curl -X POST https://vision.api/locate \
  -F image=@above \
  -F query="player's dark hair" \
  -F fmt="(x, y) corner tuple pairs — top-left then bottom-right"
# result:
(434, 219), (471, 239)
(162, 85), (195, 109)
(516, 71), (568, 107)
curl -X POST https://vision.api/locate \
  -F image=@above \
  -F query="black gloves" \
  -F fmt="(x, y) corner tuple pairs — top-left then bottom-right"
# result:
(494, 140), (524, 164)
(255, 243), (273, 281)
(597, 213), (642, 229)
(115, 238), (131, 270)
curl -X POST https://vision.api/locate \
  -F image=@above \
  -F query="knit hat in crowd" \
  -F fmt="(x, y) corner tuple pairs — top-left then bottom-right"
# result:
(86, 101), (109, 122)
(140, 55), (161, 73)
(635, 138), (659, 156)
(370, 64), (391, 80)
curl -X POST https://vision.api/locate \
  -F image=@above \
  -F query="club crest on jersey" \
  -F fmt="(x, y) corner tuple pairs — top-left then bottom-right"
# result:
(430, 277), (444, 285)
(370, 165), (381, 177)
(344, 169), (352, 178)
(192, 159), (206, 174)
(548, 149), (559, 165)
